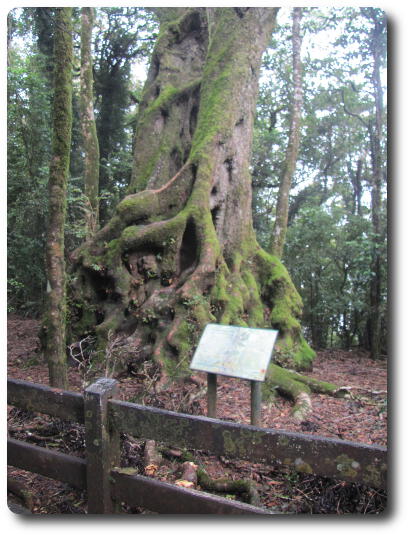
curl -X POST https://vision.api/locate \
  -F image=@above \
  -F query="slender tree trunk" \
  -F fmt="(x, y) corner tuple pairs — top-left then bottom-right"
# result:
(42, 7), (73, 388)
(366, 8), (386, 360)
(80, 7), (100, 237)
(270, 7), (303, 258)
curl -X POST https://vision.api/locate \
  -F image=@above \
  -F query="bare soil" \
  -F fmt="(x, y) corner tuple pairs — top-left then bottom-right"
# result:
(7, 315), (387, 515)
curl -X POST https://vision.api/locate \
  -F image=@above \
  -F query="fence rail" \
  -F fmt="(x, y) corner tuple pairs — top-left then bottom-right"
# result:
(7, 377), (387, 514)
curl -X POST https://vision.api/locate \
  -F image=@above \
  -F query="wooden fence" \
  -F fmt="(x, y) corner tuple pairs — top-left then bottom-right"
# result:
(7, 377), (387, 515)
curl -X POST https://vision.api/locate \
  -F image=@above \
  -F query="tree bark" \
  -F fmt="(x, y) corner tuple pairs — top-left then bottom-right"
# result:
(42, 7), (73, 388)
(80, 7), (100, 237)
(366, 8), (386, 360)
(69, 8), (316, 391)
(270, 7), (304, 258)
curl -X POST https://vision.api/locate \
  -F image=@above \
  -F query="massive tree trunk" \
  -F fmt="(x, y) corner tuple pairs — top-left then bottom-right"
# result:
(69, 8), (318, 399)
(42, 7), (73, 388)
(80, 7), (100, 237)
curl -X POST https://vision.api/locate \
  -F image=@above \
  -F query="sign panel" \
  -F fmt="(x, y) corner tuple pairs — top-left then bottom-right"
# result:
(190, 324), (278, 381)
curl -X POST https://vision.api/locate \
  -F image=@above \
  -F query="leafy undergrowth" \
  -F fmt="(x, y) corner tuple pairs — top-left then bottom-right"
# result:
(7, 316), (387, 515)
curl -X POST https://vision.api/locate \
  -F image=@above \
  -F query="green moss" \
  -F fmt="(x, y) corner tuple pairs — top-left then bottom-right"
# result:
(169, 320), (193, 357)
(292, 338), (317, 370)
(116, 467), (139, 476)
(210, 266), (230, 303)
(294, 458), (313, 474)
(363, 463), (386, 489)
(116, 191), (160, 224)
(188, 10), (250, 161)
(270, 293), (302, 332)
(119, 214), (186, 253)
(335, 454), (360, 479)
(73, 304), (96, 336)
(252, 247), (315, 369)
(266, 363), (311, 401)
(221, 428), (264, 459)
(104, 238), (121, 266)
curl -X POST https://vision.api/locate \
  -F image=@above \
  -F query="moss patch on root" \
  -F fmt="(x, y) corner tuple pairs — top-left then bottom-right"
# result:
(263, 363), (349, 423)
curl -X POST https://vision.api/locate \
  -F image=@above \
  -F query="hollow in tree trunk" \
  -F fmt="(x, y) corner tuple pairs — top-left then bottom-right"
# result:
(69, 8), (340, 418)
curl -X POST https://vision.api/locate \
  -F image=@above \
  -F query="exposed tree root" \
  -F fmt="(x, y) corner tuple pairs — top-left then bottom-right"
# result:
(265, 363), (350, 423)
(197, 468), (261, 506)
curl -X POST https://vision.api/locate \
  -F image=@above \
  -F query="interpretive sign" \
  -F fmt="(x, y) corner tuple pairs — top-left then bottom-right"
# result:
(190, 324), (278, 425)
(190, 324), (278, 381)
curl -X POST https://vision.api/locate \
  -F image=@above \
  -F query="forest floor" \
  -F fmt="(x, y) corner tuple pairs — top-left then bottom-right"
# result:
(7, 315), (388, 516)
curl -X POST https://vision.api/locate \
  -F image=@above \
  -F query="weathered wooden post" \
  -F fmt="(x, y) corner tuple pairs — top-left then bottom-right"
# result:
(207, 373), (217, 418)
(84, 378), (120, 514)
(250, 381), (262, 427)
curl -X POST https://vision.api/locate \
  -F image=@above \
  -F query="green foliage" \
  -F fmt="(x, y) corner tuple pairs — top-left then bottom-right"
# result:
(252, 7), (387, 351)
(7, 32), (52, 315)
(93, 8), (158, 223)
(283, 203), (386, 349)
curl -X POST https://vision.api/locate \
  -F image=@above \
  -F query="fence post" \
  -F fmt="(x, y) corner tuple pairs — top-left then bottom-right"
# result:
(84, 378), (120, 514)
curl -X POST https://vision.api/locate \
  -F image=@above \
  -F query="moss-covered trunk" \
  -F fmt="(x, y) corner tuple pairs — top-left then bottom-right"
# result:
(43, 7), (73, 388)
(69, 8), (318, 397)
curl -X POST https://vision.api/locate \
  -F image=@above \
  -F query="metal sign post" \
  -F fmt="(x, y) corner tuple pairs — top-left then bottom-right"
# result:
(190, 324), (278, 426)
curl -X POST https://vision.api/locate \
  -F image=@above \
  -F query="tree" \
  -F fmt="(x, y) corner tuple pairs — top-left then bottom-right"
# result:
(251, 7), (386, 354)
(270, 7), (304, 258)
(336, 7), (387, 356)
(284, 204), (374, 349)
(42, 7), (73, 388)
(363, 8), (386, 360)
(68, 8), (350, 420)
(93, 8), (157, 223)
(7, 8), (55, 315)
(80, 7), (100, 237)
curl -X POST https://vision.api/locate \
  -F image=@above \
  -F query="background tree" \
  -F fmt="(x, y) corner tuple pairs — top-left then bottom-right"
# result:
(80, 7), (100, 237)
(361, 8), (387, 360)
(270, 7), (304, 258)
(7, 8), (54, 315)
(42, 7), (73, 388)
(93, 8), (157, 223)
(253, 7), (387, 352)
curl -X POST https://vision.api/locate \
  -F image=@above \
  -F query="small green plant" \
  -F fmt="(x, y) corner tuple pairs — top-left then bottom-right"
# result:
(90, 263), (103, 272)
(182, 294), (208, 308)
(141, 309), (156, 324)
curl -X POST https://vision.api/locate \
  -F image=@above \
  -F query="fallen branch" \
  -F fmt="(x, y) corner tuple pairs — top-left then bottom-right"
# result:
(143, 439), (162, 476)
(175, 461), (198, 488)
(197, 468), (261, 507)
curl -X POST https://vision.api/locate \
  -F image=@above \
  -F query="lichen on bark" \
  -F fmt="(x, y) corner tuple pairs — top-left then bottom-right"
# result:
(42, 7), (73, 389)
(80, 6), (100, 237)
(68, 8), (342, 416)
